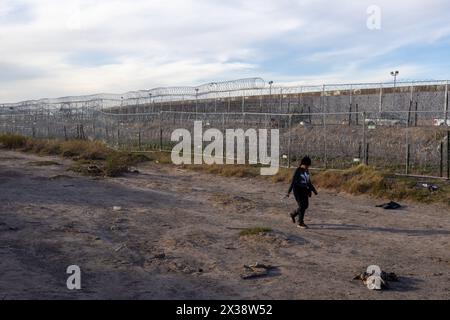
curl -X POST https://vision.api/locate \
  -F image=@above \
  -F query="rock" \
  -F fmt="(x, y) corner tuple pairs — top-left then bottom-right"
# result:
(153, 253), (166, 259)
(240, 262), (277, 280)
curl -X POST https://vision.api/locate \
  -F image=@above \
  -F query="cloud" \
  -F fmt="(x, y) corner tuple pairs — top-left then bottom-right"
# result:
(0, 63), (46, 82)
(0, 0), (449, 102)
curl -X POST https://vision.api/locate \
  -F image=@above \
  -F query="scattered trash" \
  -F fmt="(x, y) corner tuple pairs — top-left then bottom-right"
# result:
(417, 183), (439, 193)
(353, 265), (399, 290)
(129, 167), (140, 174)
(240, 262), (277, 280)
(376, 201), (402, 210)
(113, 206), (122, 212)
(428, 185), (439, 192)
(114, 243), (127, 252)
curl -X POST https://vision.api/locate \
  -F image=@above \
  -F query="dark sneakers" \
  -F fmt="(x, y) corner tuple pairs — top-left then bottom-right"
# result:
(297, 223), (309, 229)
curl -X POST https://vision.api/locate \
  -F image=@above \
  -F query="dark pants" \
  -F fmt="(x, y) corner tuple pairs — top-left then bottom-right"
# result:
(292, 187), (309, 224)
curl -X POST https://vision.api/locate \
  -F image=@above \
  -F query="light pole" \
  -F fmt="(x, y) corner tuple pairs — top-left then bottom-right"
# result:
(269, 81), (274, 96)
(391, 71), (399, 109)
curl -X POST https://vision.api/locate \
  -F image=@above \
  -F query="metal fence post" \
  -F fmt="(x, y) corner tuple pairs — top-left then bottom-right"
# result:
(445, 81), (449, 123)
(405, 120), (410, 175)
(222, 113), (225, 131)
(159, 111), (163, 151)
(447, 130), (450, 179)
(406, 144), (411, 175)
(415, 102), (418, 126)
(259, 90), (263, 113)
(365, 143), (370, 166)
(138, 131), (142, 151)
(279, 88), (283, 113)
(321, 84), (325, 113)
(323, 112), (328, 168)
(408, 83), (414, 126)
(379, 83), (383, 113)
(356, 104), (359, 125)
(349, 84), (353, 125)
(117, 120), (120, 147)
(287, 115), (292, 168)
(440, 141), (444, 177)
(299, 86), (303, 112)
(362, 112), (367, 165)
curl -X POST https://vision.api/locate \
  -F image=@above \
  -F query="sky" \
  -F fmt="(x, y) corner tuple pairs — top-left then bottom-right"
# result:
(1, 0), (450, 102)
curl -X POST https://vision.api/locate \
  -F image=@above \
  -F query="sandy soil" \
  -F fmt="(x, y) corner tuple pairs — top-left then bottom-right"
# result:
(0, 150), (449, 300)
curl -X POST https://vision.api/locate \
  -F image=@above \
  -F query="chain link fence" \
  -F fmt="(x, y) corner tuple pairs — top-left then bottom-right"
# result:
(1, 80), (449, 178)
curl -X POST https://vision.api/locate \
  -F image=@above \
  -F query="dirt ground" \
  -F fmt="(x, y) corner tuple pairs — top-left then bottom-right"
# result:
(0, 150), (449, 300)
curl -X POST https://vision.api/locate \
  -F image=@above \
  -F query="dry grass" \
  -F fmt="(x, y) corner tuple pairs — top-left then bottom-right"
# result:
(0, 134), (150, 177)
(0, 134), (28, 149)
(270, 167), (294, 183)
(313, 165), (450, 205)
(2, 135), (448, 205)
(313, 165), (387, 195)
(104, 152), (149, 177)
(180, 161), (450, 206)
(144, 151), (173, 164)
(59, 140), (110, 160)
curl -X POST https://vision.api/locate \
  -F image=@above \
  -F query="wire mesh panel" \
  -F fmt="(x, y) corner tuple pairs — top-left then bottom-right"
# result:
(1, 79), (449, 178)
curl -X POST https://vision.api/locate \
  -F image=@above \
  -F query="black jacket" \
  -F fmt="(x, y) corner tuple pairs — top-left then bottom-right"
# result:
(288, 167), (317, 196)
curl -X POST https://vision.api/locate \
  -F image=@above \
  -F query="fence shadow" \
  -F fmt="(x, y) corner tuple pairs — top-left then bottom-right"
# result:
(309, 223), (450, 236)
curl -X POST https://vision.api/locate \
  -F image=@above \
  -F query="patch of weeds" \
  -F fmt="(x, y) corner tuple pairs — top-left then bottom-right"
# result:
(0, 134), (27, 149)
(104, 152), (150, 177)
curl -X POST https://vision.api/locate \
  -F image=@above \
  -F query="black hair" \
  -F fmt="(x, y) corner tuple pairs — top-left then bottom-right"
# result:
(300, 156), (312, 166)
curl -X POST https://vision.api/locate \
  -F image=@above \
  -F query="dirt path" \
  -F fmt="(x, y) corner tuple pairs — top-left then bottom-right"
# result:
(0, 150), (449, 300)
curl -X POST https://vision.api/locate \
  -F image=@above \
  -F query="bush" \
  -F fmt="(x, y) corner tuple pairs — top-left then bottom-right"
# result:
(104, 152), (149, 177)
(104, 153), (130, 177)
(0, 134), (28, 149)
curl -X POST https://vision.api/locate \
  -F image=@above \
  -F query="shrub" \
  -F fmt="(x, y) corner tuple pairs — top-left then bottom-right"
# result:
(0, 134), (28, 149)
(104, 152), (149, 177)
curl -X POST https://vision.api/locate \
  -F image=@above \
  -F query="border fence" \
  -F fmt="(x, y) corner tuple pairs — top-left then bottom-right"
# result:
(1, 78), (449, 178)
